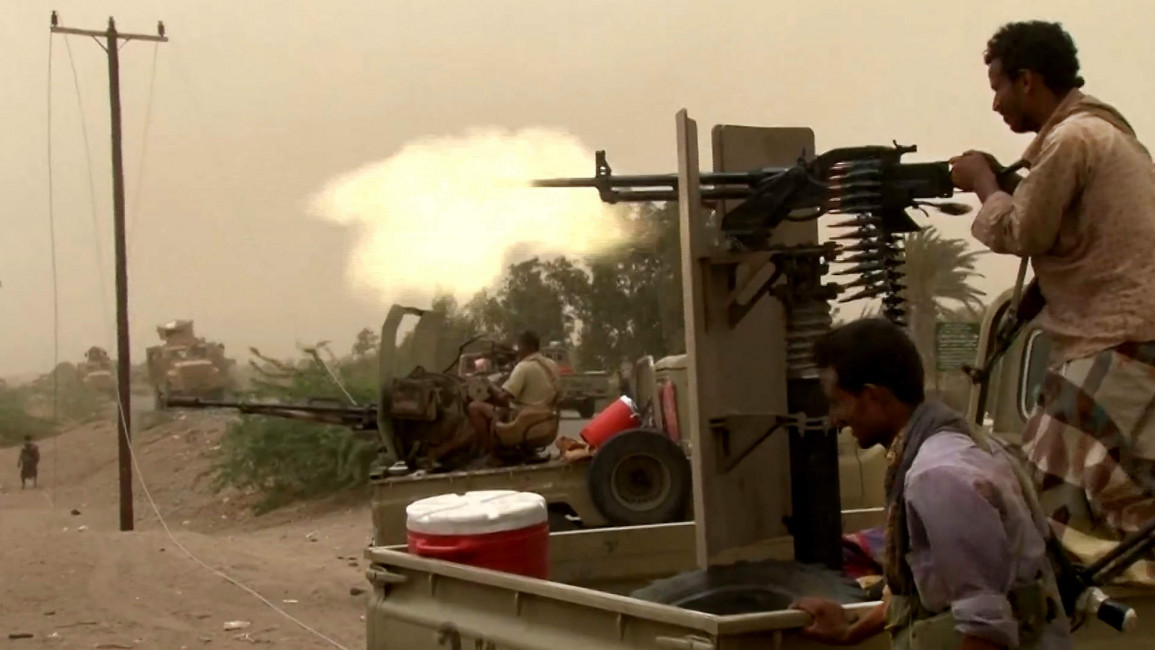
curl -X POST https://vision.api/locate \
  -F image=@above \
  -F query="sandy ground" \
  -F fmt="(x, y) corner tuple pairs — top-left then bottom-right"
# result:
(0, 405), (589, 649)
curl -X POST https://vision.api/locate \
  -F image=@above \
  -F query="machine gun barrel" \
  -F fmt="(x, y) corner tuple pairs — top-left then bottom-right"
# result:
(530, 150), (781, 204)
(531, 146), (961, 235)
(163, 395), (379, 432)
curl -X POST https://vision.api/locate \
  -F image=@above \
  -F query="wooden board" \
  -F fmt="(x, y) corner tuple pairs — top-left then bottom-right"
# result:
(676, 111), (818, 566)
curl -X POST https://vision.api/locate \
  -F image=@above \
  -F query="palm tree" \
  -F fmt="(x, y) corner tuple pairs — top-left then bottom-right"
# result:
(899, 226), (988, 375)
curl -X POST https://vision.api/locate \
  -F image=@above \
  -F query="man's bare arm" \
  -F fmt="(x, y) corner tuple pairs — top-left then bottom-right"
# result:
(845, 599), (889, 644)
(790, 597), (888, 645)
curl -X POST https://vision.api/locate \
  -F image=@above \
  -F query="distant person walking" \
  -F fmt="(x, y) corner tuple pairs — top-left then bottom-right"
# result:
(18, 435), (39, 489)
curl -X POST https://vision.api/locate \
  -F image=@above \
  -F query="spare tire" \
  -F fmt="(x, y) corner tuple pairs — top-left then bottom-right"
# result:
(630, 559), (869, 615)
(587, 428), (691, 526)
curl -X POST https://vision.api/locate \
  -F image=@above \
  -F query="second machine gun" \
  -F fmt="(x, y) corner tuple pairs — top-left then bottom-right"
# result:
(163, 395), (380, 434)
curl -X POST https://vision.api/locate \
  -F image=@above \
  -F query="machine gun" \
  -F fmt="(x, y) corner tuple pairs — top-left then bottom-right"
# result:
(536, 143), (971, 325)
(536, 137), (972, 570)
(162, 395), (379, 435)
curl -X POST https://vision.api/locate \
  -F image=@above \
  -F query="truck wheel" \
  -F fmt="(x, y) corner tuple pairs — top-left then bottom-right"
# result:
(578, 399), (596, 419)
(630, 559), (868, 615)
(587, 429), (690, 526)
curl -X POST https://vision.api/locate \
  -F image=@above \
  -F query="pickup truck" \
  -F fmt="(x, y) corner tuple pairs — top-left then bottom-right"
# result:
(360, 289), (1155, 649)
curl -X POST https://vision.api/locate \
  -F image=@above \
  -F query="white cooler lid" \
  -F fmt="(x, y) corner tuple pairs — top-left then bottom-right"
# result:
(406, 490), (547, 536)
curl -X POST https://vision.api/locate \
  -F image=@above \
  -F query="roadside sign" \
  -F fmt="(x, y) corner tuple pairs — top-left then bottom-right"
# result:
(935, 321), (980, 372)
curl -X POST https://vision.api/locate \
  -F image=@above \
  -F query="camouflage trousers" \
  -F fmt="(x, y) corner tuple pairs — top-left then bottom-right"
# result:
(1022, 340), (1155, 586)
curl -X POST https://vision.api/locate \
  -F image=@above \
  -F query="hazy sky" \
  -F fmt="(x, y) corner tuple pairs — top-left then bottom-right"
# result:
(3, 0), (1151, 378)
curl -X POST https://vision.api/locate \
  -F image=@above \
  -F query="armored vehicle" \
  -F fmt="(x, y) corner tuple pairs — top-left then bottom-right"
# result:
(146, 320), (234, 402)
(76, 346), (116, 395)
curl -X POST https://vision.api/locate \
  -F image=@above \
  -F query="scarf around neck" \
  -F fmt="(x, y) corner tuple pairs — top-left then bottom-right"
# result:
(883, 400), (974, 596)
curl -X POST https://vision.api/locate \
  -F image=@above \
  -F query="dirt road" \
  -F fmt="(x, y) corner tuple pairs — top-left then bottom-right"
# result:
(0, 406), (594, 648)
(0, 412), (374, 649)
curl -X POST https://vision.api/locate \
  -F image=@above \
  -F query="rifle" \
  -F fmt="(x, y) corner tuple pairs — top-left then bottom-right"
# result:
(1056, 515), (1155, 632)
(163, 395), (379, 435)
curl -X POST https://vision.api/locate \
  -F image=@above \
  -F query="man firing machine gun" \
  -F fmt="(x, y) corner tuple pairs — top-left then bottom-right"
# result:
(532, 133), (1152, 637)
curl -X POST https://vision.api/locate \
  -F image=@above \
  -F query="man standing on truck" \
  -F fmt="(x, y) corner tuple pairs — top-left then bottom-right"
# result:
(792, 319), (1072, 649)
(427, 330), (561, 465)
(950, 20), (1155, 583)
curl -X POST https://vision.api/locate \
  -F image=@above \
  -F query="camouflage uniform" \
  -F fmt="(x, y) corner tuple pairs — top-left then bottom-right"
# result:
(1022, 341), (1155, 585)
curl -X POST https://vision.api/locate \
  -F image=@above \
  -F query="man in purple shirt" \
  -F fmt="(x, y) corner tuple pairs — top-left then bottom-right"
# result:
(792, 318), (1071, 649)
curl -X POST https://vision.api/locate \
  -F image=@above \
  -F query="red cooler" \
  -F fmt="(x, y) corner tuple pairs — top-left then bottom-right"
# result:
(580, 395), (641, 449)
(405, 490), (550, 580)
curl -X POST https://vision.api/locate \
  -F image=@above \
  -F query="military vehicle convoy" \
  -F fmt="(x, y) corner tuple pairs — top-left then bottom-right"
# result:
(357, 116), (1155, 649)
(146, 320), (235, 403)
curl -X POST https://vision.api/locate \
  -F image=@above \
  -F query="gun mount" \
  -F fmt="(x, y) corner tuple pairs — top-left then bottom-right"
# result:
(534, 120), (988, 572)
(536, 143), (972, 325)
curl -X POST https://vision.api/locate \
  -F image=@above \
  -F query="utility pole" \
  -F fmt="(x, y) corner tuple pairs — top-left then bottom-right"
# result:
(50, 12), (168, 532)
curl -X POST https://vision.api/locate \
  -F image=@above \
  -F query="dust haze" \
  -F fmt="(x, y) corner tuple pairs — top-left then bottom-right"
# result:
(308, 128), (634, 306)
(3, 0), (1153, 378)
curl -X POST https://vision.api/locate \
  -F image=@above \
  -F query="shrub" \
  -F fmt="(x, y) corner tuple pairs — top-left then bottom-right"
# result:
(208, 338), (380, 513)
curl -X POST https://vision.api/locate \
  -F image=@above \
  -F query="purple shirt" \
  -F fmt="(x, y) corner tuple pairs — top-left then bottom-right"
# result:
(904, 431), (1073, 649)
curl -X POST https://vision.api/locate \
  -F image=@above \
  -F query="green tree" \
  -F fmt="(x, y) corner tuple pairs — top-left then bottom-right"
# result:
(351, 327), (379, 359)
(485, 259), (572, 344)
(551, 202), (684, 369)
(0, 384), (54, 446)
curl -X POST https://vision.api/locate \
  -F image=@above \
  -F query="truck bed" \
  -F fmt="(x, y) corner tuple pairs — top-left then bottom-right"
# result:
(364, 523), (1155, 650)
